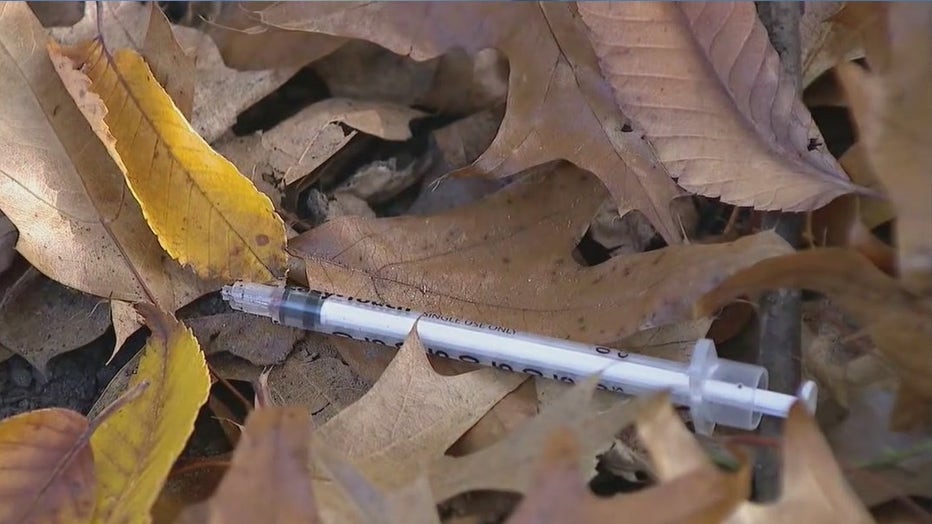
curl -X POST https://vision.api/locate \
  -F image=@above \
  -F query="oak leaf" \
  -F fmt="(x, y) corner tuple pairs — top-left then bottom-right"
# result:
(0, 408), (95, 524)
(179, 407), (320, 524)
(90, 304), (210, 523)
(578, 2), (857, 211)
(315, 328), (524, 487)
(507, 425), (747, 524)
(429, 378), (651, 501)
(292, 164), (792, 344)
(49, 38), (288, 282)
(0, 3), (208, 316)
(251, 1), (685, 242)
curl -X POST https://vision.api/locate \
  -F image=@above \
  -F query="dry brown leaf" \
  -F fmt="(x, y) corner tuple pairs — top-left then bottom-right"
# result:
(252, 2), (685, 242)
(143, 2), (195, 119)
(314, 446), (441, 524)
(0, 267), (109, 374)
(639, 398), (872, 523)
(800, 2), (882, 87)
(316, 329), (524, 488)
(610, 318), (714, 362)
(506, 426), (746, 524)
(0, 3), (210, 314)
(27, 1), (84, 27)
(180, 407), (320, 524)
(837, 3), (932, 295)
(209, 338), (370, 425)
(697, 248), (932, 430)
(292, 164), (792, 344)
(430, 378), (650, 501)
(579, 2), (857, 211)
(205, 1), (346, 70)
(408, 108), (505, 216)
(217, 98), (425, 192)
(188, 311), (303, 365)
(0, 408), (95, 523)
(51, 1), (296, 142)
(111, 299), (142, 361)
(151, 460), (228, 524)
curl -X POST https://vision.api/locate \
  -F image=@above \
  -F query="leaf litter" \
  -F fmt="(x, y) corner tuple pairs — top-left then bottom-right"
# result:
(0, 1), (928, 523)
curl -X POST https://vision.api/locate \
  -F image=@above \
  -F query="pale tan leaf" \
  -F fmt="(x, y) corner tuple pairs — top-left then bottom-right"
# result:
(0, 3), (209, 313)
(252, 2), (686, 242)
(316, 329), (524, 488)
(506, 426), (746, 524)
(837, 3), (932, 295)
(578, 2), (858, 211)
(430, 378), (651, 501)
(314, 446), (441, 524)
(292, 164), (792, 344)
(638, 399), (872, 523)
(111, 299), (141, 363)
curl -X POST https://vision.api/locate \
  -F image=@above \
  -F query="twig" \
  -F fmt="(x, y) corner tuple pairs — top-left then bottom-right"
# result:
(753, 1), (804, 503)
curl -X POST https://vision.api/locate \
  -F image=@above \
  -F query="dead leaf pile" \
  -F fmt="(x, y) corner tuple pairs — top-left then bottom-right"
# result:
(0, 1), (927, 523)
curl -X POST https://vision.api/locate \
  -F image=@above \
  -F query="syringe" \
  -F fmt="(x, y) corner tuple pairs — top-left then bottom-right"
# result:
(222, 282), (817, 434)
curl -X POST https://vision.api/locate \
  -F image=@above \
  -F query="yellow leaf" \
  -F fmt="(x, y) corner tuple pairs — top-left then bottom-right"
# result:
(90, 304), (210, 523)
(0, 408), (95, 524)
(49, 39), (287, 282)
(0, 3), (208, 313)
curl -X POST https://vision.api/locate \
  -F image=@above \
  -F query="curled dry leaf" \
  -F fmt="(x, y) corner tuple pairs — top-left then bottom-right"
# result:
(217, 98), (426, 191)
(507, 425), (747, 524)
(90, 304), (210, 523)
(0, 3), (208, 313)
(252, 2), (685, 242)
(578, 2), (857, 212)
(293, 164), (792, 344)
(430, 378), (652, 502)
(0, 267), (109, 374)
(0, 408), (95, 524)
(837, 3), (932, 295)
(49, 38), (288, 282)
(316, 329), (524, 488)
(697, 248), (932, 430)
(179, 407), (319, 524)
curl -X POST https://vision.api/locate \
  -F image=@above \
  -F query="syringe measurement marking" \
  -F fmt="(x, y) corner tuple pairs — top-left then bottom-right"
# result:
(325, 324), (628, 394)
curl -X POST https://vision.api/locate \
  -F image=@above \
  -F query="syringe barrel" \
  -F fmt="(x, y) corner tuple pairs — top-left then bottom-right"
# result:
(222, 283), (805, 433)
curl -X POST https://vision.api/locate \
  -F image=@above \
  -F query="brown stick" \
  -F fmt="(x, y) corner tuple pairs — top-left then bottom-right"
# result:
(753, 1), (804, 503)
